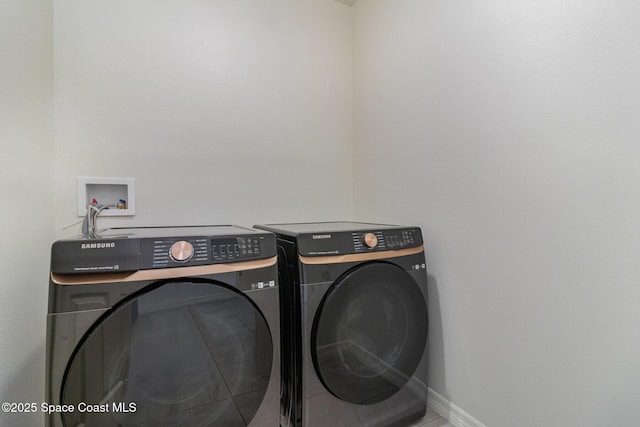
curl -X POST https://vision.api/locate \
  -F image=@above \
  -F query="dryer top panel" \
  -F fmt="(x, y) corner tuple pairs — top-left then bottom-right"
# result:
(254, 221), (401, 235)
(254, 221), (423, 257)
(51, 225), (276, 274)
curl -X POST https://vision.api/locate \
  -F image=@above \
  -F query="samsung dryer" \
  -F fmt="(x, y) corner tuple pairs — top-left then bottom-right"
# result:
(253, 222), (429, 427)
(46, 226), (279, 427)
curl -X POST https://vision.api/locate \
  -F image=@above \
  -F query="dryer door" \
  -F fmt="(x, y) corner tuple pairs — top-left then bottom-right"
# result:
(311, 262), (427, 405)
(60, 280), (273, 427)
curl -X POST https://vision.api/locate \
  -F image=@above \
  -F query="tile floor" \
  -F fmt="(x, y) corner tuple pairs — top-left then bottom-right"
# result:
(409, 405), (454, 427)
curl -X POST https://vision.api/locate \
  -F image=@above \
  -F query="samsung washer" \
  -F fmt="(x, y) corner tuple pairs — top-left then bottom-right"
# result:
(253, 222), (429, 427)
(46, 225), (279, 427)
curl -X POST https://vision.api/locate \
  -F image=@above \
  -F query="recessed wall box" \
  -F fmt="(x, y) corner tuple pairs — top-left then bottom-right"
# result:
(77, 177), (136, 216)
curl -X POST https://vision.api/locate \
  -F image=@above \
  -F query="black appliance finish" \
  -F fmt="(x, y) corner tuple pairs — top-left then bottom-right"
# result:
(46, 226), (279, 427)
(253, 222), (429, 427)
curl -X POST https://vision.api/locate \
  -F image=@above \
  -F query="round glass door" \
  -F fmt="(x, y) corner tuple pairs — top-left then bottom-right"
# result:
(61, 280), (273, 426)
(311, 262), (427, 405)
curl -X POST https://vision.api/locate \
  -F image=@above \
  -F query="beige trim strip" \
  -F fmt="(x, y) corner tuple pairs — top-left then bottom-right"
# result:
(299, 245), (424, 265)
(51, 256), (277, 285)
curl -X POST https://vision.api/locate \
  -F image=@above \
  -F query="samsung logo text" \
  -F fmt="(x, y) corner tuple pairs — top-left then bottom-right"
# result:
(81, 242), (116, 249)
(312, 234), (332, 239)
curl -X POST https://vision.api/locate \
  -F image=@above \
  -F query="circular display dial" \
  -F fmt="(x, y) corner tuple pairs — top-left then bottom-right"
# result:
(363, 232), (378, 249)
(170, 241), (194, 262)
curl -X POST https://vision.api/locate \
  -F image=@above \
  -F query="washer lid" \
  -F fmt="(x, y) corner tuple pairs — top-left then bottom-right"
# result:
(311, 262), (428, 405)
(100, 225), (263, 238)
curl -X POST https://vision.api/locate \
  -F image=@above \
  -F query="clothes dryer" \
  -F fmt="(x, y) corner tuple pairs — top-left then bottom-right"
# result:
(253, 222), (428, 427)
(46, 226), (279, 427)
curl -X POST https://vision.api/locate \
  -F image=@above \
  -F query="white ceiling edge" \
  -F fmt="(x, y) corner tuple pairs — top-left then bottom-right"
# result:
(333, 0), (358, 6)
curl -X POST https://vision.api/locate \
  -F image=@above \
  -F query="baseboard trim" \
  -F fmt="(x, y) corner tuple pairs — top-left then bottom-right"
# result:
(427, 388), (486, 427)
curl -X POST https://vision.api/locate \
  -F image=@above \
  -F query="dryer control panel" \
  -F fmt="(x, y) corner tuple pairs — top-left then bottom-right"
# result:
(296, 227), (423, 257)
(351, 228), (420, 253)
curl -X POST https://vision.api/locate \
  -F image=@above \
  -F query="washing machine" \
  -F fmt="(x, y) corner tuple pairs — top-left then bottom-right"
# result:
(46, 225), (280, 427)
(253, 222), (429, 427)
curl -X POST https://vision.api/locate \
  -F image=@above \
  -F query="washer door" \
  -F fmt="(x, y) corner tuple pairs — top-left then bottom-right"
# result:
(311, 262), (427, 405)
(61, 280), (273, 427)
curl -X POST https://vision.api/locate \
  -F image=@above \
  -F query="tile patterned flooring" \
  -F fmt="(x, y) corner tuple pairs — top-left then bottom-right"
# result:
(409, 405), (455, 427)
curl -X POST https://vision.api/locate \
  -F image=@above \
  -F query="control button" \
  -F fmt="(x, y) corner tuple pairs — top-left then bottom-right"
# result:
(170, 241), (194, 262)
(363, 232), (378, 249)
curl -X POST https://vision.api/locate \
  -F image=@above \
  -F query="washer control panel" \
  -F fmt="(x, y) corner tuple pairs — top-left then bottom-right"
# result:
(170, 241), (194, 262)
(148, 238), (208, 267)
(141, 234), (271, 268)
(211, 236), (262, 261)
(50, 227), (277, 274)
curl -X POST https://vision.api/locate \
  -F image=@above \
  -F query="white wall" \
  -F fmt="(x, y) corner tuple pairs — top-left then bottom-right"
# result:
(0, 1), (54, 426)
(54, 0), (354, 238)
(354, 1), (640, 426)
(13, 1), (640, 425)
